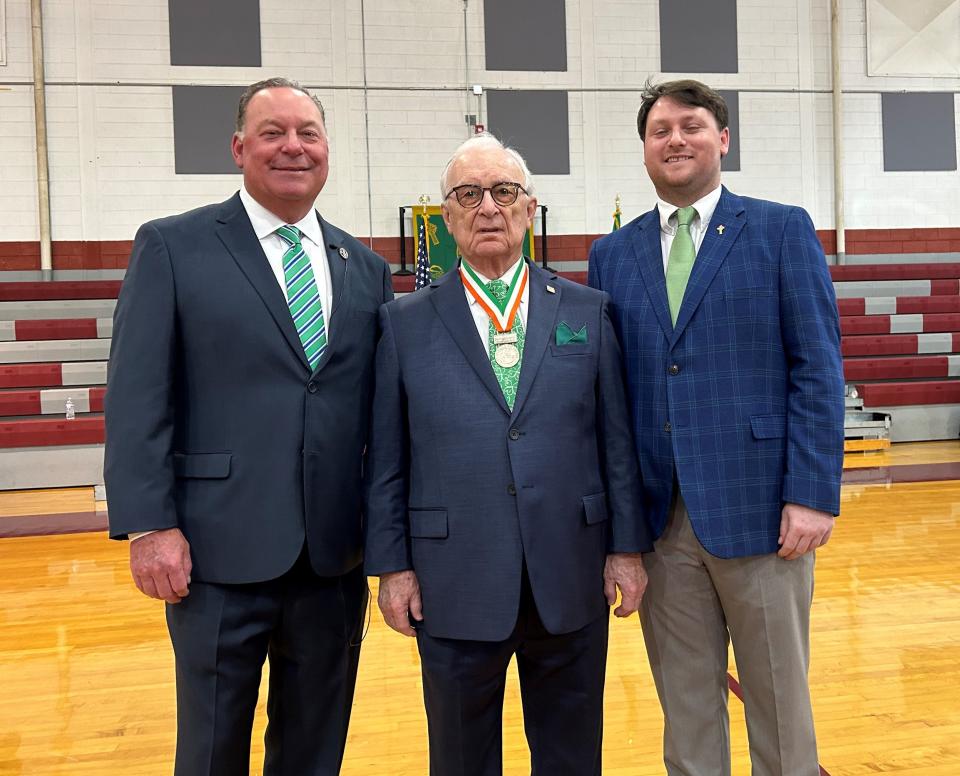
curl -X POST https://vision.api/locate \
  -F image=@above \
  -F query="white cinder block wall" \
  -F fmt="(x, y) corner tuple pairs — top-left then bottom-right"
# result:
(0, 0), (958, 246)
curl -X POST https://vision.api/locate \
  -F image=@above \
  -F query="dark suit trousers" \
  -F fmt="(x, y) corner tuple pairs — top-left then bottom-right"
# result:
(165, 548), (367, 776)
(416, 570), (609, 776)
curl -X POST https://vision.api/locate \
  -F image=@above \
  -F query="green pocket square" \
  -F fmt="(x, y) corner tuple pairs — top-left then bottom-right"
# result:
(556, 321), (588, 345)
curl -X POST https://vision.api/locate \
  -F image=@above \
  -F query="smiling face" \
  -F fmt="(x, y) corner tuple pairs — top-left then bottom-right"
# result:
(231, 87), (329, 223)
(441, 145), (537, 278)
(642, 96), (729, 207)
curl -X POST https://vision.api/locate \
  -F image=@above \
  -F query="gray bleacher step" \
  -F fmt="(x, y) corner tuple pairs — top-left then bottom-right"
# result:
(0, 445), (105, 489)
(0, 339), (111, 364)
(833, 280), (943, 299)
(842, 253), (960, 265)
(62, 361), (108, 385)
(0, 299), (117, 320)
(875, 404), (960, 443)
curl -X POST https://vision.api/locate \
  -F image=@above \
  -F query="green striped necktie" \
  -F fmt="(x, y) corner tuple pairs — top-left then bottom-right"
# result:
(665, 206), (697, 325)
(276, 225), (327, 369)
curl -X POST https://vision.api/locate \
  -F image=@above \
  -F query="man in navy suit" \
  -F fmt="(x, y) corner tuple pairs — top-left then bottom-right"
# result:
(589, 80), (844, 776)
(365, 134), (652, 776)
(105, 78), (392, 775)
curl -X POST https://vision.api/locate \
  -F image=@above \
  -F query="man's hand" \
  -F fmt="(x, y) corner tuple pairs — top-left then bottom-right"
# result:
(778, 502), (835, 560)
(130, 527), (192, 604)
(603, 552), (648, 617)
(378, 570), (423, 637)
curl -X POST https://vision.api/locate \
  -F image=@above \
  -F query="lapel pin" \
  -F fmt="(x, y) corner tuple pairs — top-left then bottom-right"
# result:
(338, 247), (349, 259)
(546, 285), (556, 294)
(716, 225), (725, 235)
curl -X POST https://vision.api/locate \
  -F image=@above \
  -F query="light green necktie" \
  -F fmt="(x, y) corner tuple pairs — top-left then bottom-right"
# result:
(665, 206), (697, 325)
(486, 279), (525, 410)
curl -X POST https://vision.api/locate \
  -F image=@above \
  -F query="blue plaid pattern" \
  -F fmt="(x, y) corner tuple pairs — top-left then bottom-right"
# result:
(588, 188), (845, 558)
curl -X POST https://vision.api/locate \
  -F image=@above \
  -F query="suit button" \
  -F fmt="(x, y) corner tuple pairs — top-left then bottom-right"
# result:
(507, 484), (517, 496)
(669, 364), (680, 375)
(307, 382), (318, 393)
(509, 429), (520, 440)
(663, 422), (672, 433)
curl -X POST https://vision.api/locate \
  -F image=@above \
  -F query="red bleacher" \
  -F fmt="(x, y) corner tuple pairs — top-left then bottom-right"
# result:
(844, 356), (951, 381)
(856, 381), (960, 407)
(841, 333), (960, 357)
(0, 363), (64, 389)
(0, 416), (104, 448)
(14, 319), (101, 340)
(0, 280), (121, 301)
(838, 297), (960, 315)
(2, 257), (960, 471)
(830, 263), (960, 281)
(840, 313), (960, 336)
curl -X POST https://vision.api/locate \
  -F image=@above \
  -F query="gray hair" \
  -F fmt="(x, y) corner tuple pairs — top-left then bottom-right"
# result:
(440, 132), (535, 199)
(236, 77), (326, 134)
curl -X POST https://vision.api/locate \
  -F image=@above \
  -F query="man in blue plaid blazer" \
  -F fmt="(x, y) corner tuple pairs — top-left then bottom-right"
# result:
(589, 80), (844, 776)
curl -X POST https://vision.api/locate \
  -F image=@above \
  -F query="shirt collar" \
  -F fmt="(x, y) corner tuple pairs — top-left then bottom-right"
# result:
(461, 256), (526, 306)
(656, 185), (722, 234)
(239, 185), (324, 247)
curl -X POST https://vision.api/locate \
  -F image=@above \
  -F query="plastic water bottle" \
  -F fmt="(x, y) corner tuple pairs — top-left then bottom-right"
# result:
(65, 397), (76, 420)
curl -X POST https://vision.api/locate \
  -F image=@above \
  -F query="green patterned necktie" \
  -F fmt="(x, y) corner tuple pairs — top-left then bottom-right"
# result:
(276, 225), (327, 369)
(486, 279), (525, 409)
(665, 206), (698, 324)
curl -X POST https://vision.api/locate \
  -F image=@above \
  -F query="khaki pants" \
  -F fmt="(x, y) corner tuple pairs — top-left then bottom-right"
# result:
(640, 496), (819, 776)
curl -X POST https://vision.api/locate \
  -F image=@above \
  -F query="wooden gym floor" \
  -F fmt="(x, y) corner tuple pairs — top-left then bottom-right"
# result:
(1, 442), (959, 775)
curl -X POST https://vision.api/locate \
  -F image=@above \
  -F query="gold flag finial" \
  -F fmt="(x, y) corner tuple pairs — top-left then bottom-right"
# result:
(418, 193), (430, 215)
(612, 194), (623, 231)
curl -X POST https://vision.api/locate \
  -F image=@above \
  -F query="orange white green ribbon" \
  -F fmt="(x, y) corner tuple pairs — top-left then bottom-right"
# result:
(459, 259), (527, 333)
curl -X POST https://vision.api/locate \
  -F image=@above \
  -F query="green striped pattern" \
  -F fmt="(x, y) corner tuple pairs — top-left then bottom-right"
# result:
(277, 225), (327, 369)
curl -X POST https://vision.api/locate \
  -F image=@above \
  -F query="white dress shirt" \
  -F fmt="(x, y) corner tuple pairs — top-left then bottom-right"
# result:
(656, 184), (723, 273)
(462, 256), (530, 346)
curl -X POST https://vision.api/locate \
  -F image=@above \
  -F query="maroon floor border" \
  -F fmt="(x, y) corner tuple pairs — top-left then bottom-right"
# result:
(0, 510), (107, 538)
(841, 460), (960, 485)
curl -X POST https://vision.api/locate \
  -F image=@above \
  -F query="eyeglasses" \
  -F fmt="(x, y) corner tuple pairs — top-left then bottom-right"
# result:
(445, 182), (527, 209)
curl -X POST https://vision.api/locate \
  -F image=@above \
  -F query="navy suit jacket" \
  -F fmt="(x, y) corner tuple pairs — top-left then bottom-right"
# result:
(588, 187), (844, 559)
(364, 262), (651, 642)
(105, 193), (392, 583)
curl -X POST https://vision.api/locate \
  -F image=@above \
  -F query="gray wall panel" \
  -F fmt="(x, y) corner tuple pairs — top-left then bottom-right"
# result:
(169, 0), (261, 67)
(660, 0), (738, 73)
(484, 0), (566, 72)
(487, 90), (570, 175)
(882, 93), (957, 172)
(172, 86), (245, 175)
(718, 89), (740, 171)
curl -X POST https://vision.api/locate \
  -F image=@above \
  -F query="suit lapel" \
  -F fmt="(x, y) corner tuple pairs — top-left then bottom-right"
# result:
(630, 208), (675, 340)
(320, 216), (348, 319)
(430, 269), (510, 415)
(215, 194), (311, 371)
(310, 217), (350, 374)
(511, 262), (560, 418)
(671, 187), (745, 344)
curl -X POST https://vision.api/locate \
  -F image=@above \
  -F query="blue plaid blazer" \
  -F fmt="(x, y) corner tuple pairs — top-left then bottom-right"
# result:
(588, 188), (844, 559)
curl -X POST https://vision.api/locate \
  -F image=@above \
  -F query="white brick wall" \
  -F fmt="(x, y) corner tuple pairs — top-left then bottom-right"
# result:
(1, 0), (958, 245)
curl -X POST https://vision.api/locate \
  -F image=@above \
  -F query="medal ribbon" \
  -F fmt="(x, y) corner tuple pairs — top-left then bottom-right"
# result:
(460, 260), (527, 333)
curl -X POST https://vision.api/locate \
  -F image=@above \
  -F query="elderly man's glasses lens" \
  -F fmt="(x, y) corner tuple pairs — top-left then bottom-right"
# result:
(446, 182), (527, 209)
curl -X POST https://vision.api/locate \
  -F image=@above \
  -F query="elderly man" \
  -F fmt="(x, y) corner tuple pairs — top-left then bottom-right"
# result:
(364, 133), (651, 776)
(105, 78), (392, 775)
(589, 79), (844, 775)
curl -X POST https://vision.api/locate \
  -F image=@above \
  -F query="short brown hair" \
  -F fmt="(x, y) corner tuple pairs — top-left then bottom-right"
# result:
(636, 79), (728, 140)
(235, 77), (326, 133)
